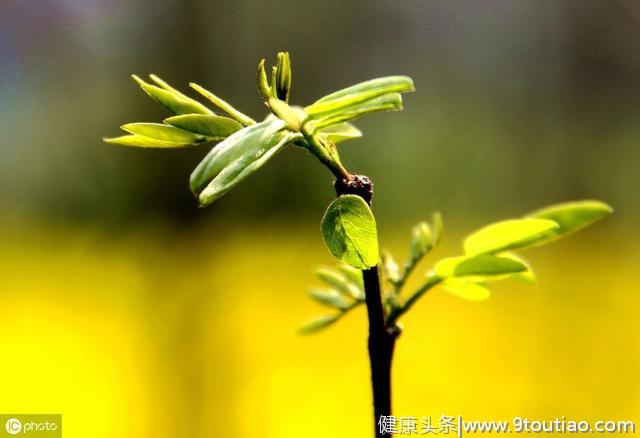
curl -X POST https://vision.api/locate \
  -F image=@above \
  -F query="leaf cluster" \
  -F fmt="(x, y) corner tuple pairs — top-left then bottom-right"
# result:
(302, 200), (612, 333)
(105, 53), (414, 206)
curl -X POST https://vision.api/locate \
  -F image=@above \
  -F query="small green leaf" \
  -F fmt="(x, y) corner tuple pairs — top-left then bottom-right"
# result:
(501, 252), (536, 284)
(148, 74), (183, 93)
(104, 134), (194, 148)
(321, 195), (379, 269)
(121, 123), (205, 143)
(190, 118), (301, 206)
(189, 83), (256, 126)
(256, 59), (272, 99)
(315, 267), (362, 299)
(410, 221), (433, 261)
(132, 75), (212, 115)
(464, 218), (559, 255)
(434, 254), (528, 278)
(318, 123), (362, 144)
(165, 114), (242, 139)
(198, 131), (300, 206)
(308, 288), (351, 310)
(381, 251), (401, 284)
(314, 76), (414, 103)
(336, 265), (365, 291)
(298, 314), (341, 335)
(308, 93), (404, 128)
(306, 76), (414, 117)
(270, 65), (278, 98)
(431, 212), (444, 246)
(442, 279), (491, 302)
(526, 200), (613, 242)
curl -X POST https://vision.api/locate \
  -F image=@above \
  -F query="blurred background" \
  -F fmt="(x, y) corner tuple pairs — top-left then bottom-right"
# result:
(0, 0), (638, 436)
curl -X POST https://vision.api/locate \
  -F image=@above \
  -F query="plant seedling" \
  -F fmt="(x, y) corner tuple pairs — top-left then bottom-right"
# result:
(105, 52), (612, 437)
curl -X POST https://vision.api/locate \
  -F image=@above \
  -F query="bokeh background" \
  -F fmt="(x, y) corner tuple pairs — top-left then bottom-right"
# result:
(1, 1), (638, 436)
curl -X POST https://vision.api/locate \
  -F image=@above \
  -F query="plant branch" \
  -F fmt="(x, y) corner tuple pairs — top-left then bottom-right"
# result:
(387, 272), (441, 325)
(363, 267), (399, 437)
(392, 255), (421, 294)
(301, 121), (350, 180)
(334, 174), (397, 438)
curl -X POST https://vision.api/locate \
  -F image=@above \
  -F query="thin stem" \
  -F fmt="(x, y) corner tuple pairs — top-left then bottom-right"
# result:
(392, 256), (420, 294)
(339, 297), (366, 316)
(301, 121), (350, 180)
(387, 273), (441, 325)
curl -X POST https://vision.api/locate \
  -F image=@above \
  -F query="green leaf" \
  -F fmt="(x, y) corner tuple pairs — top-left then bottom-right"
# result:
(148, 74), (184, 94)
(132, 75), (212, 115)
(410, 221), (433, 261)
(336, 265), (365, 291)
(431, 212), (444, 246)
(318, 123), (362, 144)
(526, 200), (613, 243)
(164, 114), (242, 139)
(464, 218), (559, 255)
(314, 267), (362, 300)
(191, 119), (301, 206)
(434, 254), (528, 278)
(121, 123), (206, 143)
(298, 314), (341, 335)
(314, 76), (414, 103)
(501, 252), (536, 284)
(189, 83), (256, 126)
(381, 251), (401, 284)
(442, 279), (491, 302)
(104, 134), (194, 148)
(308, 93), (404, 128)
(200, 139), (298, 204)
(306, 76), (414, 117)
(321, 195), (380, 269)
(308, 288), (351, 310)
(256, 59), (272, 99)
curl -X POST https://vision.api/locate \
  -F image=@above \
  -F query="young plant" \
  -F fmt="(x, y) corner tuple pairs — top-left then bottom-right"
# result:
(105, 52), (612, 437)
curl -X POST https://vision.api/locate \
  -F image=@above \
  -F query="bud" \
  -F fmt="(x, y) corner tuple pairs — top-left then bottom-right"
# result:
(315, 267), (361, 299)
(275, 51), (292, 102)
(381, 251), (401, 284)
(431, 211), (443, 245)
(410, 221), (433, 261)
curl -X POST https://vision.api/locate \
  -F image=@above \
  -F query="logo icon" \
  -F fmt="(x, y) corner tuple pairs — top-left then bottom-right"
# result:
(5, 418), (21, 435)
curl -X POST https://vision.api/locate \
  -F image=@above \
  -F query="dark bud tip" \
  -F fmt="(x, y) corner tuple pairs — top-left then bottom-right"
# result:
(334, 174), (374, 205)
(276, 87), (288, 102)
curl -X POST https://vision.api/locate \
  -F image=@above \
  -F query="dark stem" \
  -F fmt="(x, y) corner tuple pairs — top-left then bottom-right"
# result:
(335, 174), (399, 438)
(363, 267), (399, 437)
